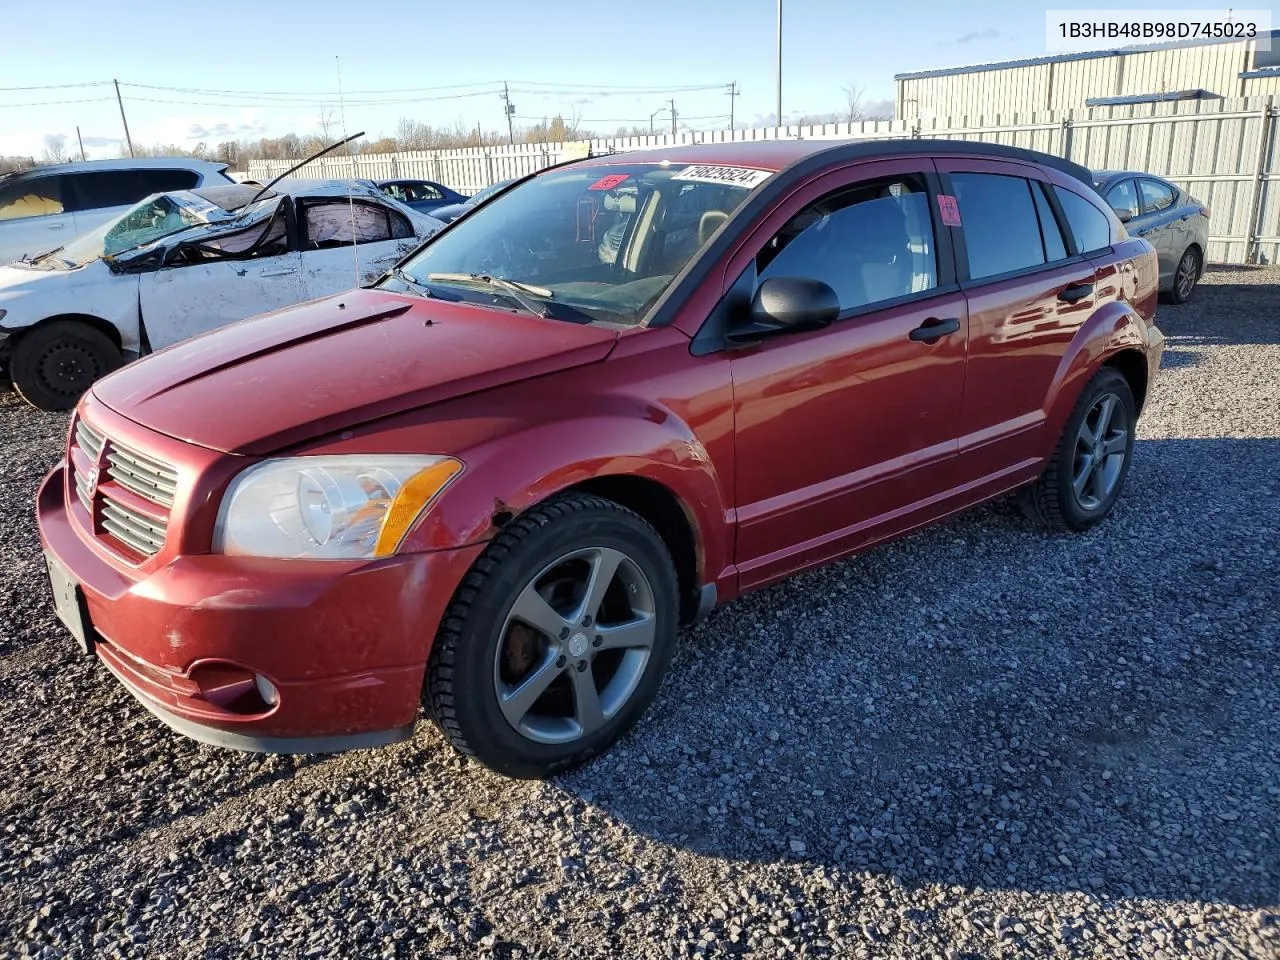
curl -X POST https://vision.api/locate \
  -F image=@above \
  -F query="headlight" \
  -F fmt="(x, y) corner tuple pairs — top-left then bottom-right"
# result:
(214, 455), (462, 559)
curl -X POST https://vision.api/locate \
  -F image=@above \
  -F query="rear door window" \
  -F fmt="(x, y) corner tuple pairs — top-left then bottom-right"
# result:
(950, 173), (1045, 280)
(1104, 179), (1139, 217)
(1138, 178), (1177, 214)
(1031, 184), (1068, 262)
(1054, 186), (1113, 254)
(0, 176), (65, 220)
(68, 171), (152, 211)
(302, 200), (412, 248)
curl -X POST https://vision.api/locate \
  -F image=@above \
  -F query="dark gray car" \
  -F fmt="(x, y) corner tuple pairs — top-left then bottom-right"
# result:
(1093, 171), (1210, 303)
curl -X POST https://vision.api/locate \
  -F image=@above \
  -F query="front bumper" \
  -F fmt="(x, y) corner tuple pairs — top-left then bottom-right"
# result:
(37, 462), (485, 753)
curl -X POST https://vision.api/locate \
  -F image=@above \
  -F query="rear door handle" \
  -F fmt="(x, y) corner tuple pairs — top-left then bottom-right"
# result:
(259, 268), (297, 277)
(908, 317), (961, 343)
(1058, 282), (1094, 303)
(47, 222), (66, 230)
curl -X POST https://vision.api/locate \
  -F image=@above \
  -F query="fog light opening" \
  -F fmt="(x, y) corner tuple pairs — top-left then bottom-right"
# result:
(255, 673), (280, 708)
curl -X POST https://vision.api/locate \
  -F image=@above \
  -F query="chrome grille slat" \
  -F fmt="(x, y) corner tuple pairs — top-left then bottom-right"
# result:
(75, 421), (104, 461)
(106, 447), (178, 507)
(101, 501), (166, 556)
(74, 471), (92, 513)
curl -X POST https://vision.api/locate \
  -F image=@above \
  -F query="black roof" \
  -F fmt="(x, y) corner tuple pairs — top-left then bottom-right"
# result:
(805, 138), (1096, 188)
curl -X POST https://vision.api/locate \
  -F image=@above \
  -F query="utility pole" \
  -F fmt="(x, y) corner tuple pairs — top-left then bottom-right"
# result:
(500, 81), (515, 145)
(476, 121), (483, 147)
(650, 107), (666, 134)
(727, 82), (739, 131)
(76, 126), (86, 162)
(113, 79), (135, 157)
(670, 98), (677, 136)
(775, 0), (783, 130)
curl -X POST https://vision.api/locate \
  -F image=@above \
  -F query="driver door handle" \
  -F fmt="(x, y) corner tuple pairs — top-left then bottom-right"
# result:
(1058, 281), (1094, 303)
(909, 317), (961, 343)
(259, 268), (297, 277)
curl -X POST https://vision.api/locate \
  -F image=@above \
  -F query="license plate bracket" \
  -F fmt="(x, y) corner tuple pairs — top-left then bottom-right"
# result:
(44, 552), (94, 656)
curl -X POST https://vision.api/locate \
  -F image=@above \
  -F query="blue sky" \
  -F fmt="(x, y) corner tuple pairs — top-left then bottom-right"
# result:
(2, 0), (1275, 160)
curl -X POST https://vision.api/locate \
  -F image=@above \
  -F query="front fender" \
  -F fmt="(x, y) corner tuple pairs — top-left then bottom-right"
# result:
(1040, 296), (1152, 457)
(399, 412), (732, 593)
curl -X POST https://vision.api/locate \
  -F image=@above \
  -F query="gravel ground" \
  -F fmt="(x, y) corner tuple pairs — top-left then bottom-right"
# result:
(2, 266), (1278, 960)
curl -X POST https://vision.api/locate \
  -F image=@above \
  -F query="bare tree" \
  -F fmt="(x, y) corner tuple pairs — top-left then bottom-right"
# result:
(41, 134), (69, 164)
(317, 106), (337, 142)
(843, 84), (867, 123)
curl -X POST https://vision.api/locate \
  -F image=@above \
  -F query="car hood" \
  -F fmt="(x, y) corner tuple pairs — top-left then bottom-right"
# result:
(92, 288), (619, 456)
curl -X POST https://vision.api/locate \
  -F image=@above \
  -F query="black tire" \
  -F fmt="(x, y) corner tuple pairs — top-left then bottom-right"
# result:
(10, 320), (121, 412)
(1018, 368), (1136, 532)
(1160, 246), (1201, 304)
(425, 493), (679, 778)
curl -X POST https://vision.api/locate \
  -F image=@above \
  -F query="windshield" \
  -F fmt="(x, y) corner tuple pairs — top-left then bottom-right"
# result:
(388, 163), (767, 324)
(50, 194), (207, 268)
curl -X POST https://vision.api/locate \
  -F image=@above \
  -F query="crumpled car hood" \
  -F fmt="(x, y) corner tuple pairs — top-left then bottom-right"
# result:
(91, 288), (618, 456)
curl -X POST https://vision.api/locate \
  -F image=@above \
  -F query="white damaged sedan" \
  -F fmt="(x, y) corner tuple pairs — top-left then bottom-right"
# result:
(0, 179), (442, 409)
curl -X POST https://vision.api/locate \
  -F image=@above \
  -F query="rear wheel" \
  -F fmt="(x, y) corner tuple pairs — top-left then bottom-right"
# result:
(1161, 246), (1201, 304)
(425, 494), (679, 778)
(10, 320), (121, 411)
(1018, 368), (1136, 532)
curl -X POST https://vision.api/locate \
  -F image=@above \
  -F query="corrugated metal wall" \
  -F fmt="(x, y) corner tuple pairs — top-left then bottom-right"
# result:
(249, 96), (1279, 266)
(1244, 74), (1280, 97)
(898, 38), (1257, 119)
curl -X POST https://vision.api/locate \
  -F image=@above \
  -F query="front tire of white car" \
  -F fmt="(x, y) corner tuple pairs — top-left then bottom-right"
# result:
(10, 320), (122, 412)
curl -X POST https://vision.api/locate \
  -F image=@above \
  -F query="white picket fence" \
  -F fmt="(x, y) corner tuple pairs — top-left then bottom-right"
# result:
(249, 95), (1280, 265)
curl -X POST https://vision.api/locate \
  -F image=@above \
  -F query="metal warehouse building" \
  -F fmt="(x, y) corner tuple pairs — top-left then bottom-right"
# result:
(895, 31), (1280, 120)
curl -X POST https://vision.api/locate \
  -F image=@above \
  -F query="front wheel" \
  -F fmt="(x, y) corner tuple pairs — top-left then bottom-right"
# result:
(10, 320), (122, 411)
(425, 494), (679, 778)
(1018, 368), (1137, 532)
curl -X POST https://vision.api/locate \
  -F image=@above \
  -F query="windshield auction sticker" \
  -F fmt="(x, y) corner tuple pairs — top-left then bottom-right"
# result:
(671, 165), (773, 188)
(1045, 9), (1271, 53)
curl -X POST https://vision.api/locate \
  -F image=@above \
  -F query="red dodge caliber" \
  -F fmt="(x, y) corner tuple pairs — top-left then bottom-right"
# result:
(37, 140), (1164, 777)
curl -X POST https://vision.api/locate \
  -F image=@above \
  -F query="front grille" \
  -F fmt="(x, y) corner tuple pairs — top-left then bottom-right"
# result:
(101, 500), (168, 556)
(106, 445), (178, 507)
(69, 416), (178, 559)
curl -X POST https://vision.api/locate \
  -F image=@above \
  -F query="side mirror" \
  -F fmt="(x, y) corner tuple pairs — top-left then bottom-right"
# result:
(726, 276), (840, 343)
(1113, 206), (1137, 223)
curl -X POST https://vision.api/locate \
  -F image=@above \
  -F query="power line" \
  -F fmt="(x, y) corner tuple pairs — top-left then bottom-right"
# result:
(119, 91), (501, 108)
(0, 81), (110, 92)
(0, 97), (115, 108)
(117, 80), (506, 97)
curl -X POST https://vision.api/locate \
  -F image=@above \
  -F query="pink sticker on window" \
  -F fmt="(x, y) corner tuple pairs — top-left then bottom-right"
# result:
(588, 174), (630, 191)
(937, 194), (961, 227)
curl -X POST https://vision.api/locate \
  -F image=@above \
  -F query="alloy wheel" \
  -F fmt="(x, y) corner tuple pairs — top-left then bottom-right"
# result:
(1072, 393), (1128, 511)
(1176, 251), (1198, 300)
(493, 546), (657, 744)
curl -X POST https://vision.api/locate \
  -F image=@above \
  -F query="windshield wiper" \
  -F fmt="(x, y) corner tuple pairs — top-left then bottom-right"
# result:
(389, 265), (433, 298)
(426, 273), (553, 318)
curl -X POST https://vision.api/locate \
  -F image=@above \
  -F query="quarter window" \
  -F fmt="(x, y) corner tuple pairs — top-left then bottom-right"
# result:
(1139, 178), (1176, 214)
(757, 174), (937, 312)
(138, 169), (201, 194)
(1054, 186), (1113, 254)
(0, 176), (65, 220)
(950, 173), (1045, 280)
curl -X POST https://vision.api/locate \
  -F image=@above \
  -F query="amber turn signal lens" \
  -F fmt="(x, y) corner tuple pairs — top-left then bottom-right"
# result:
(374, 458), (463, 555)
